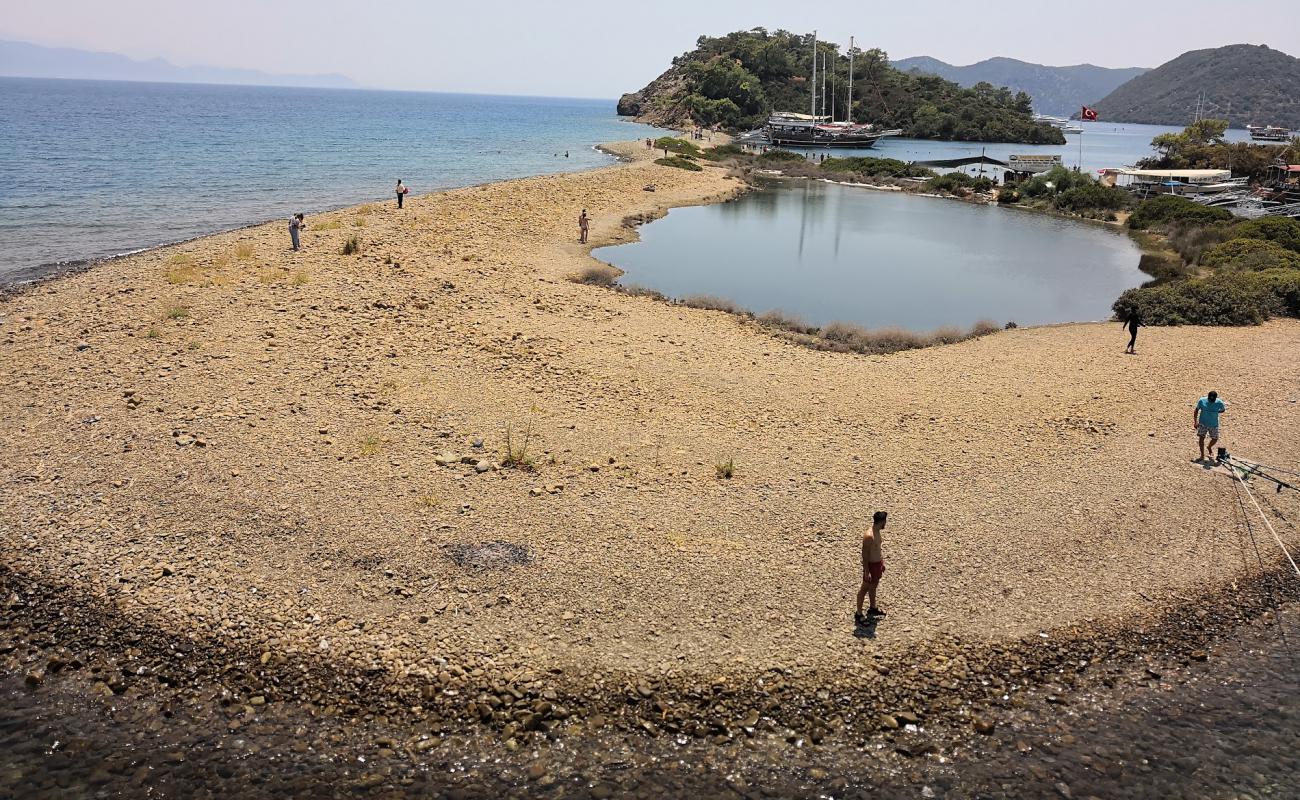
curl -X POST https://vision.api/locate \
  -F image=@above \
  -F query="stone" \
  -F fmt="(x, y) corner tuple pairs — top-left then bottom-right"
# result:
(973, 717), (996, 735)
(878, 713), (900, 730)
(472, 438), (484, 449)
(587, 463), (600, 472)
(475, 460), (491, 473)
(24, 669), (45, 687)
(895, 710), (922, 725)
(1190, 650), (1208, 662)
(76, 341), (90, 351)
(435, 453), (459, 467)
(525, 763), (547, 781)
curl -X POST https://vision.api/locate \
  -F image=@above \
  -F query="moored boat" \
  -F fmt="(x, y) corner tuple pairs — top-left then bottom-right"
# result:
(1247, 124), (1292, 142)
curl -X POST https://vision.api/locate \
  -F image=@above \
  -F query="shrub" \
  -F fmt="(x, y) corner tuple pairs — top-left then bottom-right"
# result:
(573, 265), (618, 286)
(1167, 221), (1233, 264)
(616, 283), (666, 300)
(166, 305), (189, 320)
(756, 309), (818, 335)
(655, 155), (704, 171)
(715, 455), (735, 480)
(757, 149), (806, 163)
(1127, 196), (1233, 230)
(1256, 269), (1300, 316)
(1053, 183), (1129, 213)
(996, 187), (1020, 204)
(1229, 216), (1300, 253)
(700, 143), (746, 161)
(926, 173), (993, 193)
(680, 294), (746, 314)
(502, 418), (536, 470)
(654, 137), (701, 156)
(341, 236), (361, 255)
(820, 156), (932, 179)
(1200, 238), (1300, 271)
(1111, 272), (1280, 325)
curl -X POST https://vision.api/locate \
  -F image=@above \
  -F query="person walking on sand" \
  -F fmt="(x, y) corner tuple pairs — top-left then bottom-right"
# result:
(1122, 311), (1141, 354)
(288, 213), (305, 251)
(1194, 391), (1227, 462)
(578, 209), (590, 244)
(855, 511), (888, 624)
(396, 179), (409, 209)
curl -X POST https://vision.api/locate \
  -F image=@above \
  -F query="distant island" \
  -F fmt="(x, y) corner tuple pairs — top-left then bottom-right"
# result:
(1090, 44), (1300, 129)
(891, 56), (1147, 118)
(618, 28), (1066, 145)
(0, 39), (356, 89)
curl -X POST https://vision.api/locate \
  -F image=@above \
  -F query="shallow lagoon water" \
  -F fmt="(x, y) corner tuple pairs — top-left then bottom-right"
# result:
(600, 180), (1146, 332)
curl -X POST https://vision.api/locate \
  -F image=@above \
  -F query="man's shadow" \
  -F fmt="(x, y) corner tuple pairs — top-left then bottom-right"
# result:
(853, 616), (880, 639)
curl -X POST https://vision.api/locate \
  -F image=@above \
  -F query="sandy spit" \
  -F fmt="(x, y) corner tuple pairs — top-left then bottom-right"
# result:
(2, 139), (1299, 729)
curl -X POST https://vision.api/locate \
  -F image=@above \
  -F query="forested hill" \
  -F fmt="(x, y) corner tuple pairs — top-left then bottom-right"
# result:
(1090, 44), (1300, 129)
(892, 56), (1147, 118)
(618, 29), (1065, 144)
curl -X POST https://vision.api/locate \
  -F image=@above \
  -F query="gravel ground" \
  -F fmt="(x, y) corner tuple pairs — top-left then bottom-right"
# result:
(2, 140), (1299, 740)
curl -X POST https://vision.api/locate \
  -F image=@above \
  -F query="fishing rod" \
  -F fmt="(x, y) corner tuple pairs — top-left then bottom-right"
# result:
(1217, 448), (1296, 494)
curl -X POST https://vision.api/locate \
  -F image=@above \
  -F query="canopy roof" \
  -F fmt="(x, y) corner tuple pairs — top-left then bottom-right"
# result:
(1116, 169), (1232, 180)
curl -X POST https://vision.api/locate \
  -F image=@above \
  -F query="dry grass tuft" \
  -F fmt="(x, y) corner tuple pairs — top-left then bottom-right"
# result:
(234, 242), (255, 260)
(756, 309), (819, 335)
(680, 294), (749, 315)
(166, 305), (190, 320)
(290, 271), (310, 287)
(502, 417), (536, 470)
(572, 264), (618, 287)
(358, 433), (385, 457)
(315, 219), (343, 231)
(715, 455), (736, 479)
(342, 236), (361, 256)
(353, 217), (367, 228)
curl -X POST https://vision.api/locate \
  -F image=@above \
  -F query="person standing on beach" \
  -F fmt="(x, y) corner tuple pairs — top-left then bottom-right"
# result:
(288, 213), (305, 251)
(1194, 391), (1227, 462)
(1122, 311), (1141, 354)
(396, 179), (409, 209)
(855, 511), (888, 624)
(578, 209), (590, 244)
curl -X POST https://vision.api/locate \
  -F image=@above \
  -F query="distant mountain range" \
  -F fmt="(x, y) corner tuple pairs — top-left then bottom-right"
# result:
(891, 56), (1148, 117)
(0, 39), (356, 89)
(1091, 44), (1300, 130)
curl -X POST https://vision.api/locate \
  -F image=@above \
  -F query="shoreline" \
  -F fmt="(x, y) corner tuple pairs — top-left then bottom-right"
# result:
(3, 138), (1300, 754)
(0, 142), (635, 296)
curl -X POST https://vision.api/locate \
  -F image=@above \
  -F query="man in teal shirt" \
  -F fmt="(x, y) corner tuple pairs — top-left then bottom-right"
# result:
(1194, 390), (1227, 462)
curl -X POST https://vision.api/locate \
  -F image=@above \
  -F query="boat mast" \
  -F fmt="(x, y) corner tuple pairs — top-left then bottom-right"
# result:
(848, 36), (854, 124)
(810, 30), (817, 120)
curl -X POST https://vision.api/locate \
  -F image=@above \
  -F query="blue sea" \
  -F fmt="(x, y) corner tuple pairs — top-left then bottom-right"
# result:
(0, 78), (668, 284)
(0, 77), (1262, 286)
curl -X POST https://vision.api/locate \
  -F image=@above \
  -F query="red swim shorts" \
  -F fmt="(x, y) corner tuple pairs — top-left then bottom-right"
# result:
(865, 560), (885, 586)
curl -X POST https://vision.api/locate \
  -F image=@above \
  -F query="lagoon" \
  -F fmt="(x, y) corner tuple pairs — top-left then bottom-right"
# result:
(598, 180), (1147, 332)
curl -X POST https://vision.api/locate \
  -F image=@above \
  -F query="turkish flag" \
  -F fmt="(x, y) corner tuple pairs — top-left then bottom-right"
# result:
(1081, 106), (1098, 121)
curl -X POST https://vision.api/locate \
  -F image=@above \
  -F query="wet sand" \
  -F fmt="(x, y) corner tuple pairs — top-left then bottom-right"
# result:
(2, 139), (1299, 746)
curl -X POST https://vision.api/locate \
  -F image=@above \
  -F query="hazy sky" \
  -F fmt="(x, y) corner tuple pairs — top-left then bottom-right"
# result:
(4, 0), (1297, 98)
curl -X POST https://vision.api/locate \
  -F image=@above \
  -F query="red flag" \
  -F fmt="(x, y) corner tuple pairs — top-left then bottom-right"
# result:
(1081, 106), (1098, 121)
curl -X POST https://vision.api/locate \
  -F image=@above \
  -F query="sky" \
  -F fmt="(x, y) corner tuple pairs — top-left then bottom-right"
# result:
(3, 0), (1298, 98)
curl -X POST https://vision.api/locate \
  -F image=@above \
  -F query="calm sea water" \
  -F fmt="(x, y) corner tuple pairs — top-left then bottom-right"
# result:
(599, 180), (1145, 331)
(0, 78), (668, 284)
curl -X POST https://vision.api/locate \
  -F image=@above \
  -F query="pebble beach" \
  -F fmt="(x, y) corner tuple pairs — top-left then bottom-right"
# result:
(2, 139), (1299, 796)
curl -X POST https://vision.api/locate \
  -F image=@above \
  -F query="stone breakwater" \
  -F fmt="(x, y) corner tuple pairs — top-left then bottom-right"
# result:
(2, 139), (1300, 757)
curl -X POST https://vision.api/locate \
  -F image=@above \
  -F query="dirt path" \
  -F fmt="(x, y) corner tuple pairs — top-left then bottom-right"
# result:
(2, 140), (1298, 702)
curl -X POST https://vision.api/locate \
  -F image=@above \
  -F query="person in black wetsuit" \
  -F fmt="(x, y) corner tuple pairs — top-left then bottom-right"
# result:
(1122, 312), (1141, 354)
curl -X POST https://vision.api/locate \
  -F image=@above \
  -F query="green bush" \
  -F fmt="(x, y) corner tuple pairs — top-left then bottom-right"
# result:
(1021, 166), (1089, 198)
(1053, 183), (1130, 213)
(996, 186), (1020, 204)
(757, 149), (806, 163)
(1112, 271), (1282, 326)
(926, 173), (994, 193)
(655, 155), (704, 171)
(1200, 238), (1300, 271)
(1256, 269), (1300, 316)
(1229, 216), (1300, 253)
(700, 143), (746, 160)
(819, 156), (933, 179)
(654, 137), (702, 156)
(1127, 196), (1233, 230)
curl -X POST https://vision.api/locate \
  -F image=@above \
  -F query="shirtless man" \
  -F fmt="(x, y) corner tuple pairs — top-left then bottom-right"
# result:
(855, 510), (888, 625)
(578, 209), (590, 244)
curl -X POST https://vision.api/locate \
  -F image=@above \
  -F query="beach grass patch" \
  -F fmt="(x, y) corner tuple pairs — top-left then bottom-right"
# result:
(415, 494), (440, 509)
(357, 204), (377, 216)
(342, 236), (361, 256)
(234, 242), (255, 260)
(145, 326), (160, 339)
(185, 340), (201, 351)
(290, 270), (310, 286)
(715, 455), (735, 479)
(315, 219), (343, 231)
(353, 217), (367, 228)
(680, 294), (748, 314)
(166, 305), (190, 320)
(655, 155), (703, 172)
(502, 417), (536, 470)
